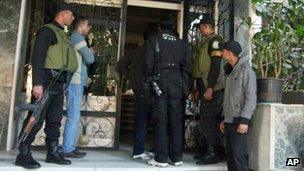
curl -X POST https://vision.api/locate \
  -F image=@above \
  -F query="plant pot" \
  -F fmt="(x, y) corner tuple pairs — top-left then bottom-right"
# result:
(282, 91), (304, 104)
(257, 78), (283, 103)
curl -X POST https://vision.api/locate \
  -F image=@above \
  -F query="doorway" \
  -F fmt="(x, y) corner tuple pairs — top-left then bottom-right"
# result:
(6, 0), (185, 151)
(120, 6), (180, 147)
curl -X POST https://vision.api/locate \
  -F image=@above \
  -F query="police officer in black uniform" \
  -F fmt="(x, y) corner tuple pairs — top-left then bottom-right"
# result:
(15, 2), (75, 169)
(145, 18), (191, 167)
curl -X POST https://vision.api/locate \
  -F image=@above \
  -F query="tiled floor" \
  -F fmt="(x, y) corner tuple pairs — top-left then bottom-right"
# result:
(0, 146), (227, 171)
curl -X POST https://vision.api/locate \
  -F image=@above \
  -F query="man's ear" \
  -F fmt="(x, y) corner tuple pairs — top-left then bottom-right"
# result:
(228, 50), (234, 57)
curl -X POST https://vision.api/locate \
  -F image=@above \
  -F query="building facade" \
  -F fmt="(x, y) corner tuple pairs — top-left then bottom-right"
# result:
(0, 0), (251, 151)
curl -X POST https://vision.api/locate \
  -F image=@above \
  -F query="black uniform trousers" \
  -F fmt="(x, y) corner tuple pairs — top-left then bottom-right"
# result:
(19, 81), (64, 146)
(151, 74), (184, 163)
(225, 123), (249, 171)
(132, 89), (151, 155)
(197, 78), (223, 152)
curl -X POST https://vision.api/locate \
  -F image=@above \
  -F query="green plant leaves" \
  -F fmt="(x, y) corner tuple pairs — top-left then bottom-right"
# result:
(251, 0), (304, 90)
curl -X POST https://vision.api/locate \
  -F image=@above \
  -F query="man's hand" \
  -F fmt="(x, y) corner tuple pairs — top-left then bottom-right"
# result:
(191, 90), (199, 101)
(203, 88), (213, 100)
(237, 123), (248, 134)
(33, 85), (44, 101)
(219, 121), (225, 134)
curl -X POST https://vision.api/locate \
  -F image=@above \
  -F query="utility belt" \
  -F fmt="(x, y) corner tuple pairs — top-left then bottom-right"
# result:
(153, 62), (181, 73)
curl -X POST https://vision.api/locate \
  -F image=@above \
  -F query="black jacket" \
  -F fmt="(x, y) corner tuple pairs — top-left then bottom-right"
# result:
(145, 31), (191, 98)
(117, 45), (146, 91)
(145, 30), (191, 78)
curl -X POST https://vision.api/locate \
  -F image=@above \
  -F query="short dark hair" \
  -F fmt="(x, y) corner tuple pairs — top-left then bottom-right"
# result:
(198, 14), (215, 28)
(160, 17), (174, 31)
(143, 23), (158, 40)
(72, 16), (88, 30)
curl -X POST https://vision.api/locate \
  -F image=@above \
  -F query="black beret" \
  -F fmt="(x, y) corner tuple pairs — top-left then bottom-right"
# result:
(198, 14), (215, 27)
(222, 40), (242, 56)
(53, 2), (73, 14)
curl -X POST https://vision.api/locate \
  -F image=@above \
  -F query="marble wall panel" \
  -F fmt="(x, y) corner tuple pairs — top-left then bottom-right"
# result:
(0, 0), (21, 150)
(274, 105), (304, 169)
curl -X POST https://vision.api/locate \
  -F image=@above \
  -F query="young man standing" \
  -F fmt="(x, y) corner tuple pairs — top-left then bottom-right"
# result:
(62, 16), (95, 158)
(116, 25), (157, 160)
(220, 40), (257, 171)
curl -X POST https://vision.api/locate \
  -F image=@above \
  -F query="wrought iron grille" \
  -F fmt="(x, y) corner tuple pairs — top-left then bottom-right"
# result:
(183, 0), (212, 150)
(183, 0), (235, 150)
(218, 0), (234, 40)
(19, 0), (124, 149)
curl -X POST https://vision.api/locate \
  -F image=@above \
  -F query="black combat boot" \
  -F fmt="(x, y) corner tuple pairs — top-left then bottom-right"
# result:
(45, 141), (71, 165)
(193, 137), (208, 160)
(196, 151), (220, 165)
(15, 143), (41, 169)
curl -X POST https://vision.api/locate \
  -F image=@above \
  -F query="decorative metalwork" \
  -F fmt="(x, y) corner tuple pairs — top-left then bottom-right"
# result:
(21, 67), (116, 147)
(184, 98), (201, 149)
(182, 0), (235, 149)
(32, 116), (116, 147)
(183, 0), (213, 150)
(218, 0), (234, 40)
(68, 0), (121, 98)
(20, 0), (123, 149)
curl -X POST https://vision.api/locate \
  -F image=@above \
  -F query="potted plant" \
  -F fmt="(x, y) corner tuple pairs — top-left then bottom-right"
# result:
(281, 0), (304, 104)
(251, 0), (304, 103)
(282, 47), (304, 104)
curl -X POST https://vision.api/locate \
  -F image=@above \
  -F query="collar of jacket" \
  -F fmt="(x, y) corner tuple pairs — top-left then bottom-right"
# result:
(72, 31), (85, 38)
(160, 30), (174, 35)
(230, 58), (247, 74)
(203, 32), (216, 39)
(201, 32), (216, 45)
(52, 21), (65, 30)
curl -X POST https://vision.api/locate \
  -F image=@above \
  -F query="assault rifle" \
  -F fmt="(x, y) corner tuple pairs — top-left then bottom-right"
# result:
(14, 70), (65, 151)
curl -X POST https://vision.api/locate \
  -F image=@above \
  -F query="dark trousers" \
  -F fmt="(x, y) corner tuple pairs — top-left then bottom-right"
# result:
(19, 82), (64, 147)
(132, 90), (150, 155)
(197, 78), (223, 152)
(151, 77), (184, 163)
(225, 123), (249, 171)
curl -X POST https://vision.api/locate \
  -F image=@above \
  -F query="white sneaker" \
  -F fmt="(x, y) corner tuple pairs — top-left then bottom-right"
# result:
(145, 151), (154, 157)
(133, 153), (152, 160)
(147, 159), (169, 167)
(172, 161), (183, 166)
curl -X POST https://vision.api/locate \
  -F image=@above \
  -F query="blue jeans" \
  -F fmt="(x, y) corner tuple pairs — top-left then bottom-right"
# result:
(133, 90), (151, 155)
(62, 83), (84, 153)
